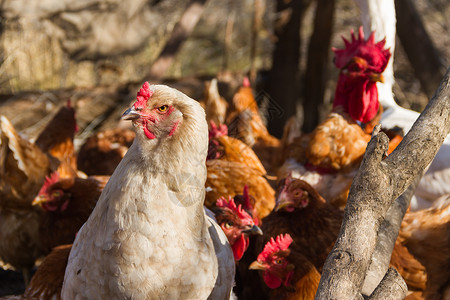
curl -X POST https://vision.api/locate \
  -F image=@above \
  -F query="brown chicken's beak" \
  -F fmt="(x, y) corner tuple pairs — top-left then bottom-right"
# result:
(249, 261), (267, 271)
(275, 201), (289, 212)
(274, 192), (294, 212)
(369, 73), (384, 83)
(32, 195), (47, 206)
(121, 107), (141, 121)
(242, 225), (263, 236)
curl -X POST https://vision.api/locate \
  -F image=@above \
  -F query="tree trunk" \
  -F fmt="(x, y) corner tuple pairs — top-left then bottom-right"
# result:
(148, 0), (208, 79)
(302, 0), (335, 133)
(249, 0), (265, 82)
(315, 67), (450, 299)
(395, 0), (445, 99)
(222, 0), (236, 71)
(266, 0), (313, 138)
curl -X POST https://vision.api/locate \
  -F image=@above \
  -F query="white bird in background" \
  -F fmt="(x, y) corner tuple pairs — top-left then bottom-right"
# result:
(355, 0), (450, 210)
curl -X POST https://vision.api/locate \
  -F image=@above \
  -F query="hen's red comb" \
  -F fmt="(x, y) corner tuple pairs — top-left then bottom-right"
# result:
(333, 27), (390, 73)
(209, 121), (228, 139)
(134, 82), (153, 110)
(257, 234), (293, 262)
(242, 185), (253, 211)
(243, 76), (250, 88)
(216, 196), (254, 226)
(38, 172), (60, 195)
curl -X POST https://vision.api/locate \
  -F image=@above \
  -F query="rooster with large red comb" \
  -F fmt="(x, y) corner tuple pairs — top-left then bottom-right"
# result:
(333, 27), (390, 126)
(279, 27), (398, 208)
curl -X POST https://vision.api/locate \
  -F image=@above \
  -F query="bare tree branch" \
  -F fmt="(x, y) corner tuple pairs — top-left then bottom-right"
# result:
(315, 67), (450, 299)
(368, 268), (408, 300)
(361, 175), (419, 295)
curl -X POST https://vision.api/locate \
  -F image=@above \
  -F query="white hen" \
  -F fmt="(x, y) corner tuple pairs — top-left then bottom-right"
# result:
(355, 0), (450, 210)
(62, 83), (234, 299)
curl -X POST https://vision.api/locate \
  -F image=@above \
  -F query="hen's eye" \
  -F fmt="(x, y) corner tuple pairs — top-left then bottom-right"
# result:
(275, 259), (283, 264)
(157, 105), (169, 112)
(52, 191), (62, 198)
(349, 63), (361, 72)
(224, 222), (233, 229)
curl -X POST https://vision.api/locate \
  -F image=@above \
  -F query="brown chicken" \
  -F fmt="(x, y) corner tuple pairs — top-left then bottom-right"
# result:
(205, 122), (275, 220)
(206, 160), (275, 221)
(207, 121), (266, 174)
(0, 103), (79, 284)
(211, 196), (262, 262)
(0, 115), (53, 206)
(200, 78), (228, 126)
(76, 127), (135, 175)
(226, 78), (280, 174)
(34, 101), (78, 179)
(249, 234), (321, 300)
(399, 195), (450, 300)
(32, 172), (109, 253)
(390, 239), (427, 294)
(260, 177), (343, 271)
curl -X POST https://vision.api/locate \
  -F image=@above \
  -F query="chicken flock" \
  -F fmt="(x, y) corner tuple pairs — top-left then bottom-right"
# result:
(0, 14), (449, 300)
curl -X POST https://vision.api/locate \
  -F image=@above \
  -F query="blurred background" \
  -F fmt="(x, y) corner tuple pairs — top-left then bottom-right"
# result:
(0, 0), (448, 138)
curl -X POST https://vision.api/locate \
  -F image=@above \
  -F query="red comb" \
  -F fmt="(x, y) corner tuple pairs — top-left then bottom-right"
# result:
(134, 82), (153, 110)
(38, 172), (60, 196)
(209, 121), (228, 139)
(257, 234), (293, 263)
(243, 77), (250, 88)
(333, 27), (390, 73)
(242, 185), (252, 211)
(216, 196), (254, 226)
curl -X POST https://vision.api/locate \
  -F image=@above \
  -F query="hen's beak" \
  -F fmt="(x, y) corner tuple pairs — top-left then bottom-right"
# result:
(242, 225), (263, 236)
(32, 195), (47, 206)
(274, 192), (293, 212)
(369, 73), (384, 83)
(249, 261), (266, 271)
(275, 201), (285, 211)
(121, 107), (141, 120)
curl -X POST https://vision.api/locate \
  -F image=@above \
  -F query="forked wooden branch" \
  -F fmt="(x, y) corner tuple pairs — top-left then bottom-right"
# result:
(361, 175), (420, 295)
(315, 67), (450, 299)
(368, 268), (407, 300)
